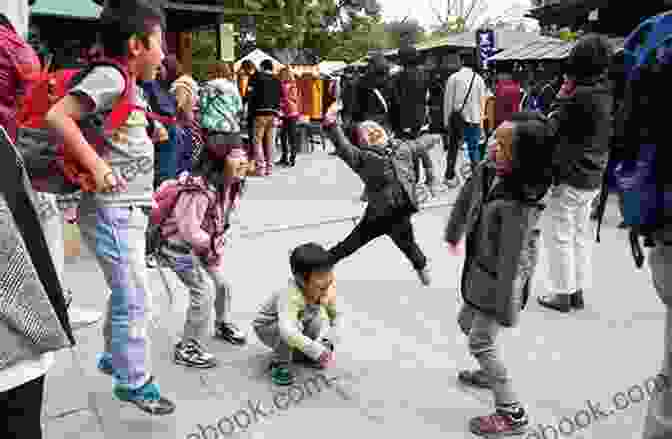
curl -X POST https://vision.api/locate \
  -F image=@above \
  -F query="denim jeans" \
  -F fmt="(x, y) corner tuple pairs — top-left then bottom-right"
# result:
(37, 194), (64, 288)
(545, 184), (600, 295)
(643, 243), (672, 439)
(463, 123), (482, 164)
(160, 243), (232, 345)
(78, 202), (152, 390)
(458, 304), (518, 407)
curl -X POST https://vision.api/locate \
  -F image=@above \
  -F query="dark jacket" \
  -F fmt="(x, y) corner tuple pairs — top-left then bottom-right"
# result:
(445, 160), (546, 327)
(247, 71), (281, 116)
(390, 66), (429, 136)
(352, 74), (391, 128)
(548, 78), (613, 190)
(326, 125), (441, 220)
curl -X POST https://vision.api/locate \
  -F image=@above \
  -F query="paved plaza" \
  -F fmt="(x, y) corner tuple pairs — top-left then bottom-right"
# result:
(44, 149), (663, 439)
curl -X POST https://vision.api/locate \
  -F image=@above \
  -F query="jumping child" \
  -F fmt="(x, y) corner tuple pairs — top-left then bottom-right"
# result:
(157, 137), (250, 369)
(253, 243), (340, 386)
(445, 112), (554, 436)
(323, 114), (442, 286)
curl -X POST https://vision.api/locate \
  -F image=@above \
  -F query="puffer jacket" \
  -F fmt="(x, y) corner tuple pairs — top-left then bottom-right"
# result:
(325, 124), (441, 219)
(548, 77), (613, 190)
(0, 23), (40, 143)
(445, 160), (546, 327)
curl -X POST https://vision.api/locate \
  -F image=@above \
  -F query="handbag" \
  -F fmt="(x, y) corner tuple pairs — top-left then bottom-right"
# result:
(448, 72), (476, 150)
(0, 126), (74, 370)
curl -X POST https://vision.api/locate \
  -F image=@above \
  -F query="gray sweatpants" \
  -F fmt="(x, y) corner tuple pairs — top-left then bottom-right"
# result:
(254, 304), (326, 363)
(458, 303), (518, 407)
(161, 243), (232, 345)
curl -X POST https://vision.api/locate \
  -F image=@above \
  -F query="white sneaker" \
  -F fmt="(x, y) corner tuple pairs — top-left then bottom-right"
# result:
(69, 306), (103, 330)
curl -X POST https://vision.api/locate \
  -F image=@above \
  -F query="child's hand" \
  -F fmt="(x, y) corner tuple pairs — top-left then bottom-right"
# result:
(318, 350), (335, 369)
(447, 239), (465, 256)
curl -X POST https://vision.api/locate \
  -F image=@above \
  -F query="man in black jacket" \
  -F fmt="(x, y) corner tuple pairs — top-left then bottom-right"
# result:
(247, 59), (281, 176)
(390, 46), (439, 198)
(537, 35), (614, 313)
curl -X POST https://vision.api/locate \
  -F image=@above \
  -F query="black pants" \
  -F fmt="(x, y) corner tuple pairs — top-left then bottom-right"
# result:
(328, 211), (427, 271)
(280, 117), (299, 161)
(1, 375), (45, 439)
(443, 130), (460, 181)
(399, 131), (435, 186)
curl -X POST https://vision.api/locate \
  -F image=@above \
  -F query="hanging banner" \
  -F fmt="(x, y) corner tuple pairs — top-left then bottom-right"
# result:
(476, 29), (496, 70)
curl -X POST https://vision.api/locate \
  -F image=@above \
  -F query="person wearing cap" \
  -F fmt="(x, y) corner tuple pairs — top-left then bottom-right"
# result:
(157, 138), (251, 369)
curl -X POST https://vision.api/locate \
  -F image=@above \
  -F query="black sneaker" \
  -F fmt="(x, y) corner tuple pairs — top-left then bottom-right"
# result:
(173, 339), (218, 369)
(214, 322), (247, 345)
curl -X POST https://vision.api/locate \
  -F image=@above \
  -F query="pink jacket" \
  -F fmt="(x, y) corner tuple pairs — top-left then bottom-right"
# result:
(280, 80), (299, 119)
(0, 24), (40, 142)
(161, 174), (241, 267)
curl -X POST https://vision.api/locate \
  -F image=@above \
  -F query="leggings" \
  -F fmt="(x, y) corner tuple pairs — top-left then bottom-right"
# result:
(329, 211), (427, 271)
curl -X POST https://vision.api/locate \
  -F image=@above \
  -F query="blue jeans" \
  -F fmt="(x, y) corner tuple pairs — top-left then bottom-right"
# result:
(78, 202), (152, 390)
(463, 124), (482, 164)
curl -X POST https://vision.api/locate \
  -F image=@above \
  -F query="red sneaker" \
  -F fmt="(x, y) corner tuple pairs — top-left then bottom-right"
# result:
(469, 409), (529, 437)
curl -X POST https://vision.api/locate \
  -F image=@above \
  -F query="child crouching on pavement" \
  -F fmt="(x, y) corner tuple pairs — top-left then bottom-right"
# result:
(158, 136), (249, 369)
(445, 112), (554, 436)
(253, 243), (340, 386)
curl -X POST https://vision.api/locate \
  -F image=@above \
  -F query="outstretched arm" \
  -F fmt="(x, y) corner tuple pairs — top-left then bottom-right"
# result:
(324, 123), (364, 172)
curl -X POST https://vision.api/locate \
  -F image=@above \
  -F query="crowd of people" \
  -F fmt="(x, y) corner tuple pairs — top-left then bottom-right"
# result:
(0, 1), (670, 439)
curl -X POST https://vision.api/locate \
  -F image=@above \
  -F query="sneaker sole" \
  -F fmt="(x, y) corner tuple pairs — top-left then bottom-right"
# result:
(173, 357), (219, 369)
(215, 334), (247, 346)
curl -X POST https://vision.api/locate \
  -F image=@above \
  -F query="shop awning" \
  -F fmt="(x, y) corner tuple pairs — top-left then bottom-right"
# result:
(488, 36), (625, 61)
(31, 0), (101, 20)
(416, 29), (542, 53)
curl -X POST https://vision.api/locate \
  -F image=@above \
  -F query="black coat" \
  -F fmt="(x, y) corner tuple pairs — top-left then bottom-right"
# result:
(548, 78), (613, 190)
(247, 71), (281, 115)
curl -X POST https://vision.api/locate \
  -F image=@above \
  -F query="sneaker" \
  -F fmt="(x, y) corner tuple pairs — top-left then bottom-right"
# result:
(173, 339), (218, 369)
(416, 267), (431, 286)
(69, 306), (103, 331)
(96, 352), (114, 376)
(269, 360), (295, 386)
(537, 294), (571, 313)
(469, 407), (529, 437)
(292, 349), (324, 369)
(570, 290), (584, 310)
(214, 322), (247, 345)
(146, 254), (158, 269)
(113, 376), (176, 416)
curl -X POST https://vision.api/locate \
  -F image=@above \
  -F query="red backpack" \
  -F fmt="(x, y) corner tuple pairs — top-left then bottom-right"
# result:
(15, 58), (175, 194)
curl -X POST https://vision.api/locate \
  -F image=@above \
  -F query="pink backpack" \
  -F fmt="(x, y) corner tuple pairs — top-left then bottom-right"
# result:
(150, 176), (214, 226)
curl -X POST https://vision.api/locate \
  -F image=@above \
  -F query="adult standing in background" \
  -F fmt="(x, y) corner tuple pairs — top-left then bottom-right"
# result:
(443, 53), (488, 186)
(247, 59), (281, 176)
(537, 35), (613, 313)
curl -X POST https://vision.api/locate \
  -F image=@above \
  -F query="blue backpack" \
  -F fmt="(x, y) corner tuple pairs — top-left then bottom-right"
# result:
(612, 11), (672, 267)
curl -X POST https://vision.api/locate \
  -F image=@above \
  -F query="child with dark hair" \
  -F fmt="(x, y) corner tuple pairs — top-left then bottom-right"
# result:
(253, 242), (340, 386)
(445, 112), (554, 436)
(158, 139), (250, 369)
(45, 0), (175, 415)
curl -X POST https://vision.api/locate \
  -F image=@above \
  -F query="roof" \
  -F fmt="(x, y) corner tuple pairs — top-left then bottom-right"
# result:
(488, 36), (625, 62)
(416, 29), (542, 52)
(31, 0), (101, 19)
